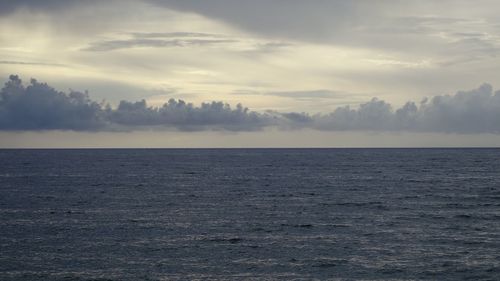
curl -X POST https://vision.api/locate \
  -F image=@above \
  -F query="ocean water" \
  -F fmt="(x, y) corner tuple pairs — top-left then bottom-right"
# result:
(0, 148), (499, 280)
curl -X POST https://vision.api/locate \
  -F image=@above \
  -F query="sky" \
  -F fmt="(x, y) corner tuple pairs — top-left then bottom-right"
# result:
(1, 0), (500, 147)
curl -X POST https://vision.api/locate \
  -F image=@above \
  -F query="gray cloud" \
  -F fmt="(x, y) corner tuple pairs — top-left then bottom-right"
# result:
(84, 38), (236, 52)
(83, 31), (291, 53)
(308, 84), (500, 133)
(109, 99), (269, 131)
(83, 31), (236, 52)
(0, 75), (270, 131)
(0, 75), (105, 130)
(149, 0), (364, 43)
(143, 1), (406, 43)
(5, 1), (499, 64)
(149, 0), (500, 63)
(2, 75), (500, 134)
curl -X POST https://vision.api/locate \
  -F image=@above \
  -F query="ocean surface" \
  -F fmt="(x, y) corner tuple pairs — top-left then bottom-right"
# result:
(0, 148), (499, 280)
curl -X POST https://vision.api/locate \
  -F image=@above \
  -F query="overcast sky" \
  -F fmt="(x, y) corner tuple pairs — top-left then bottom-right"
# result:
(1, 0), (500, 147)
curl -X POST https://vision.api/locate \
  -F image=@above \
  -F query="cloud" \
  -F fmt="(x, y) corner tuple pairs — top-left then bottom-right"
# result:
(84, 38), (237, 52)
(0, 75), (270, 131)
(148, 0), (364, 43)
(4, 1), (500, 59)
(148, 0), (500, 64)
(1, 75), (500, 134)
(83, 30), (237, 52)
(307, 84), (500, 133)
(313, 98), (395, 131)
(0, 75), (105, 130)
(109, 99), (270, 131)
(415, 84), (500, 133)
(83, 32), (285, 53)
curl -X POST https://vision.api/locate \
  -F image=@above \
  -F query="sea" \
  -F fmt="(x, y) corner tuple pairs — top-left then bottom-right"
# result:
(0, 148), (499, 280)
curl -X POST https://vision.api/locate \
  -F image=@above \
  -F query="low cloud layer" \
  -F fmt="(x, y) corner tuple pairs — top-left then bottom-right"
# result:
(1, 75), (500, 134)
(310, 85), (500, 133)
(0, 75), (268, 131)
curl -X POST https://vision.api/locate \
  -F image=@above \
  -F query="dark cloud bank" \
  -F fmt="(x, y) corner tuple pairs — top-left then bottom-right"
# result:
(1, 75), (500, 134)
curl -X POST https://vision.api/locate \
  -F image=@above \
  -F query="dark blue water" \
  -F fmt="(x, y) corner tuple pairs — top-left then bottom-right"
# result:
(0, 148), (499, 280)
